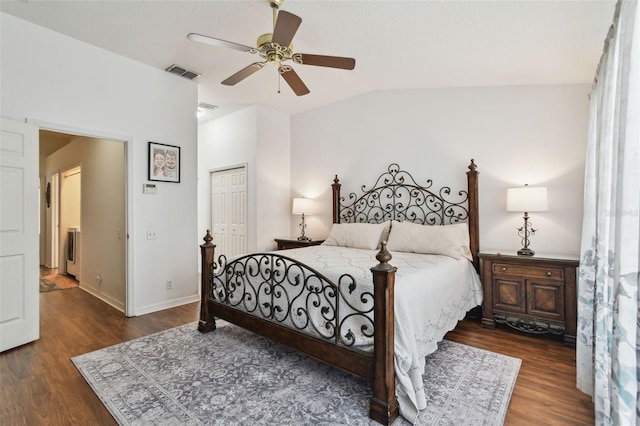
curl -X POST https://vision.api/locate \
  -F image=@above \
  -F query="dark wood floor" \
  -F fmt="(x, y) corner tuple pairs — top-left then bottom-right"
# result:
(0, 288), (593, 425)
(447, 320), (594, 425)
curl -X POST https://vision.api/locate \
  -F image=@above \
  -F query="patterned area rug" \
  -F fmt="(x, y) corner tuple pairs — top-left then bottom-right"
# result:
(40, 274), (79, 292)
(72, 322), (521, 425)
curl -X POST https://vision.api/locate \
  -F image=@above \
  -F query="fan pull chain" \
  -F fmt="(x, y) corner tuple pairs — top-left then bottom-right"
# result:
(278, 72), (281, 94)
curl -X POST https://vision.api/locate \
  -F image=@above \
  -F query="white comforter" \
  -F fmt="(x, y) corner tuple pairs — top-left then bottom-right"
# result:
(277, 245), (483, 424)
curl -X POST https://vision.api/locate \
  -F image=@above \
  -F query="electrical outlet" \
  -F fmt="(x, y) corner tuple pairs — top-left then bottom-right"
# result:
(146, 230), (157, 240)
(166, 279), (173, 289)
(96, 272), (102, 284)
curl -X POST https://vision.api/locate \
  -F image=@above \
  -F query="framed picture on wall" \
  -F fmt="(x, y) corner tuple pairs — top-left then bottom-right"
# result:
(148, 142), (180, 183)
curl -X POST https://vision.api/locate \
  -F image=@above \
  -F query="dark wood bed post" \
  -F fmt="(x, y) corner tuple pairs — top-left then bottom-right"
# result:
(466, 159), (480, 272)
(198, 230), (216, 333)
(369, 243), (400, 425)
(331, 175), (341, 224)
(332, 174), (398, 423)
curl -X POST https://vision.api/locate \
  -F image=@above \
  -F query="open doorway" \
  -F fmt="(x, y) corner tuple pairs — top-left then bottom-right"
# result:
(39, 130), (127, 312)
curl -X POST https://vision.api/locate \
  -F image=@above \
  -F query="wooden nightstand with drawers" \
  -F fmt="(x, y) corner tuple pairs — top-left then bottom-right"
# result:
(479, 252), (579, 346)
(274, 238), (324, 250)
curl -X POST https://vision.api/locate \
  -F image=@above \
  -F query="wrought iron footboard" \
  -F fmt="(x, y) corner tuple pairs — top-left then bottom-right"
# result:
(209, 253), (375, 347)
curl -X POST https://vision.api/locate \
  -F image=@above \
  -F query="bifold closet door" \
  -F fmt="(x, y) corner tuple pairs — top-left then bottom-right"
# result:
(210, 166), (247, 258)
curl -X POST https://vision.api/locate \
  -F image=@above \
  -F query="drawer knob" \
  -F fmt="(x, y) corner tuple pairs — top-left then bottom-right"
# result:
(546, 271), (552, 277)
(501, 267), (507, 272)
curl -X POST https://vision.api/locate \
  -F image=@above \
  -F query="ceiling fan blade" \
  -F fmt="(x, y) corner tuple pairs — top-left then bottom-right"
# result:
(294, 53), (356, 70)
(187, 33), (254, 53)
(272, 10), (302, 47)
(279, 66), (310, 96)
(221, 63), (266, 86)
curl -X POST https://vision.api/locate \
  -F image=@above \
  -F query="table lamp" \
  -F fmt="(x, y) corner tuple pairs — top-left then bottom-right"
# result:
(292, 197), (314, 241)
(506, 185), (548, 256)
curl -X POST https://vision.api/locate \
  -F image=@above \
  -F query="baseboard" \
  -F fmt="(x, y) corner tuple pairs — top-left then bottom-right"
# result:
(79, 285), (125, 313)
(134, 294), (200, 317)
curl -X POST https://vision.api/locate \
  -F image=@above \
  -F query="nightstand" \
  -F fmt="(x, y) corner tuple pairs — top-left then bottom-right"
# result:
(274, 238), (324, 250)
(479, 252), (579, 346)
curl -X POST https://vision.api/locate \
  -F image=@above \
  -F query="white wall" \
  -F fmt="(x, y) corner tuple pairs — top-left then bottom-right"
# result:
(1, 12), (199, 315)
(255, 106), (291, 249)
(198, 106), (291, 259)
(291, 85), (589, 257)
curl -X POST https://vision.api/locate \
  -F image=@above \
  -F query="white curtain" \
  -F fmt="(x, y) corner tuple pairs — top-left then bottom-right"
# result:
(576, 0), (639, 425)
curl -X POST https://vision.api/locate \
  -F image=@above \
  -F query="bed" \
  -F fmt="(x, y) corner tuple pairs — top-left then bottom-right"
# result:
(198, 160), (481, 425)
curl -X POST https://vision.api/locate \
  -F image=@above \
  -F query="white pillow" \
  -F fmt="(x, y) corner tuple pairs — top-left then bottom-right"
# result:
(385, 221), (473, 260)
(322, 222), (388, 250)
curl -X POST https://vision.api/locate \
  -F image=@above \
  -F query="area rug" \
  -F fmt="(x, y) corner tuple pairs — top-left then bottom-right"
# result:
(72, 322), (521, 425)
(40, 274), (79, 292)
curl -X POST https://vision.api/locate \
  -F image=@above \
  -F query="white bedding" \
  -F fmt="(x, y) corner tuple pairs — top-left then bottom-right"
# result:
(272, 245), (483, 423)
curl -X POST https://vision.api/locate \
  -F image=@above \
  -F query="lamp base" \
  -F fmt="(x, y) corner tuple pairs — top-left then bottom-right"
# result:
(297, 235), (310, 242)
(517, 247), (535, 256)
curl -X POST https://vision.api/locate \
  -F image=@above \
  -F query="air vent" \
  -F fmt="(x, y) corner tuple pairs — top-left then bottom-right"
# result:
(165, 64), (201, 80)
(198, 102), (218, 110)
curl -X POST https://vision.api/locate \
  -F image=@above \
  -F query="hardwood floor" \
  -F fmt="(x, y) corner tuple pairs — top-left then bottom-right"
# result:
(446, 321), (594, 425)
(0, 290), (593, 425)
(1, 288), (197, 425)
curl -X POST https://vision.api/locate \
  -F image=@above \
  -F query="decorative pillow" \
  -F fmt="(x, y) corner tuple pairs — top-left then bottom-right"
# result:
(322, 222), (389, 250)
(385, 221), (473, 260)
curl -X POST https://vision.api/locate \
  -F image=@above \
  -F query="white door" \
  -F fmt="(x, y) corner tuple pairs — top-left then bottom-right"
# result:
(0, 118), (39, 352)
(227, 168), (247, 256)
(210, 167), (247, 258)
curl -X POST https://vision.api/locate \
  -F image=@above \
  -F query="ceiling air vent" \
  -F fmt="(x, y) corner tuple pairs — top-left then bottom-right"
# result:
(198, 102), (218, 111)
(165, 64), (201, 80)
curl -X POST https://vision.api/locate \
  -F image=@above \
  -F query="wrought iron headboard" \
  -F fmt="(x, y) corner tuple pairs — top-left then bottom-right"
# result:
(331, 160), (480, 270)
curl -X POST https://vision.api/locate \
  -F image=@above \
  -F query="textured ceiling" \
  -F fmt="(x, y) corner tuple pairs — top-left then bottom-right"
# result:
(1, 0), (615, 121)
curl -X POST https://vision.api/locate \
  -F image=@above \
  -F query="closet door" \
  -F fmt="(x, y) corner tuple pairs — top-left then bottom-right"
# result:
(210, 166), (247, 258)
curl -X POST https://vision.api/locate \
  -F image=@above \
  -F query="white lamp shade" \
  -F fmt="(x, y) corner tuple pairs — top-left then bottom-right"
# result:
(506, 186), (548, 212)
(292, 197), (314, 215)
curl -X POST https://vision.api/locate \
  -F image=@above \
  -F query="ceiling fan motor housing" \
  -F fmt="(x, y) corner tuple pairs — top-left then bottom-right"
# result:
(257, 33), (293, 63)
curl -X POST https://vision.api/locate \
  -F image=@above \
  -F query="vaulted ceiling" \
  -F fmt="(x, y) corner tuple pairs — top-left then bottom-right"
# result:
(2, 0), (615, 121)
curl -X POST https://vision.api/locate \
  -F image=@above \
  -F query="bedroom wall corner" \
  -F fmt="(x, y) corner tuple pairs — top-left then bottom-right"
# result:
(197, 106), (258, 263)
(197, 105), (292, 259)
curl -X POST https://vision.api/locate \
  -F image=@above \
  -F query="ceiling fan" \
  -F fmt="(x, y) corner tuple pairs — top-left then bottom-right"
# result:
(187, 0), (356, 96)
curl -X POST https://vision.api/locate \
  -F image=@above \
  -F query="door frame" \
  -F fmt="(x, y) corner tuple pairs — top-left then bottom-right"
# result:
(59, 164), (82, 277)
(51, 172), (60, 269)
(30, 119), (134, 316)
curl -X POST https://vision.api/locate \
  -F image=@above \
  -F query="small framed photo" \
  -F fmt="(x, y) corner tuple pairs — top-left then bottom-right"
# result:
(148, 142), (180, 183)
